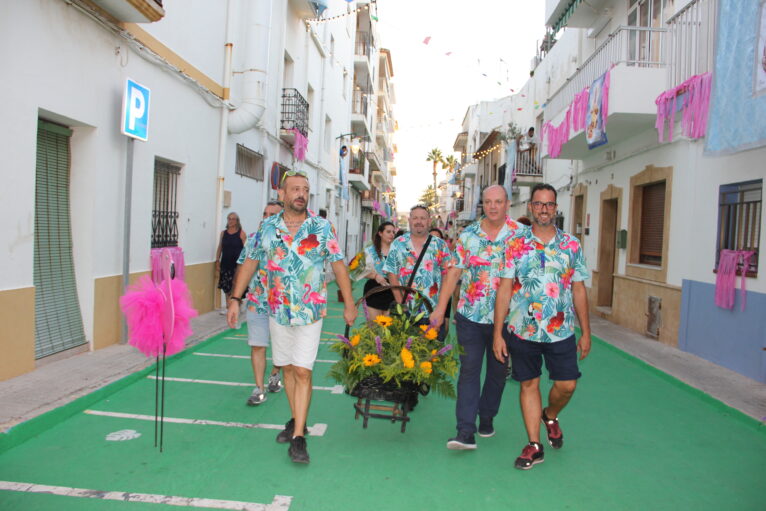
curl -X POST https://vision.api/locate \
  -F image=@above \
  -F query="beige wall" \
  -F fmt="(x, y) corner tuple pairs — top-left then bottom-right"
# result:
(609, 275), (681, 347)
(0, 287), (36, 381)
(93, 261), (216, 351)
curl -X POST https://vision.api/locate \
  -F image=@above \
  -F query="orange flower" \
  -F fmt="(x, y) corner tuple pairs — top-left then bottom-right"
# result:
(424, 328), (438, 341)
(430, 349), (440, 362)
(420, 361), (432, 374)
(350, 334), (360, 347)
(400, 348), (415, 368)
(419, 325), (429, 332)
(363, 354), (382, 366)
(374, 315), (393, 327)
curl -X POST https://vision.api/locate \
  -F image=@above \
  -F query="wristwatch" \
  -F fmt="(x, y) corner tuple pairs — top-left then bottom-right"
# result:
(230, 296), (243, 303)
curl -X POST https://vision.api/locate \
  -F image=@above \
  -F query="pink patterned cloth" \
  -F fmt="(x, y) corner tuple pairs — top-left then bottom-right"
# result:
(601, 68), (611, 129)
(151, 247), (185, 283)
(715, 249), (755, 311)
(543, 105), (572, 159)
(572, 87), (590, 132)
(655, 72), (712, 142)
(292, 129), (308, 161)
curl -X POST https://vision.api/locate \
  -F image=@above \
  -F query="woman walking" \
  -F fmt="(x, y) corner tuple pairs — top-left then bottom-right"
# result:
(216, 212), (247, 311)
(361, 221), (397, 319)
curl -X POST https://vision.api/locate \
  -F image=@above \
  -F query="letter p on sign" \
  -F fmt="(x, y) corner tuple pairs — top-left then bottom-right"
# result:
(121, 79), (150, 141)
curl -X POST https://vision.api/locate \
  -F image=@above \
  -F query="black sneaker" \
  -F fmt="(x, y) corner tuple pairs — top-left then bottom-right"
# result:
(288, 436), (310, 464)
(514, 442), (544, 470)
(446, 432), (477, 450)
(478, 417), (495, 438)
(276, 418), (309, 444)
(542, 408), (564, 449)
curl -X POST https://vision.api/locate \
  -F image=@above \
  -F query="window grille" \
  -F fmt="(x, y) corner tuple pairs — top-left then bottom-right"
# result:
(716, 180), (761, 275)
(152, 159), (180, 248)
(235, 144), (264, 181)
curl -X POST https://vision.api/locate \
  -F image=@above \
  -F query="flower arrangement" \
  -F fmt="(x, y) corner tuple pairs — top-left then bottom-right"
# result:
(329, 306), (460, 398)
(347, 250), (367, 281)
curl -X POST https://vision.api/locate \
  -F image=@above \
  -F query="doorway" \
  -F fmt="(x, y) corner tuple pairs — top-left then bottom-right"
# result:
(597, 198), (619, 308)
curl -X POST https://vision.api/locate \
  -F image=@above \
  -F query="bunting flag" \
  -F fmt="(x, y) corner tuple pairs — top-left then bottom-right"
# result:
(422, 36), (431, 45)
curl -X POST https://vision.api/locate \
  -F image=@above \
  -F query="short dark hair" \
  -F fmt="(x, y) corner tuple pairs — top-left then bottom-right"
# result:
(530, 183), (557, 202)
(528, 127), (535, 132)
(410, 204), (430, 216)
(266, 200), (284, 207)
(429, 227), (444, 239)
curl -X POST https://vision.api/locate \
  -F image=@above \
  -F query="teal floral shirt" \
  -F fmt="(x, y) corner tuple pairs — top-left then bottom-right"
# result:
(237, 231), (269, 315)
(454, 216), (529, 324)
(383, 233), (454, 315)
(246, 210), (344, 326)
(500, 228), (589, 343)
(363, 244), (387, 276)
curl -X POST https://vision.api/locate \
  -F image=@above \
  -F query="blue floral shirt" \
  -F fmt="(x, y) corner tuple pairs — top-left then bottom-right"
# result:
(364, 244), (387, 276)
(500, 227), (589, 343)
(454, 216), (529, 324)
(237, 231), (269, 315)
(383, 233), (454, 315)
(245, 210), (344, 326)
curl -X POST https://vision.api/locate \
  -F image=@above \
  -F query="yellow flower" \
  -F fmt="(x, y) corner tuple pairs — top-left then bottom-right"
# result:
(363, 354), (382, 366)
(350, 334), (360, 347)
(400, 347), (414, 368)
(374, 315), (393, 327)
(420, 361), (432, 374)
(349, 259), (359, 270)
(430, 349), (440, 362)
(424, 328), (438, 341)
(419, 325), (428, 332)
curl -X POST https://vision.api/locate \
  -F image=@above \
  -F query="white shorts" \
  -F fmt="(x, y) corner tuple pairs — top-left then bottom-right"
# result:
(268, 318), (323, 370)
(246, 310), (270, 347)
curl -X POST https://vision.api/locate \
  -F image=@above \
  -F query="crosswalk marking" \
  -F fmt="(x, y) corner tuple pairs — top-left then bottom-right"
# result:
(146, 376), (344, 394)
(192, 352), (338, 364)
(83, 410), (328, 437)
(0, 480), (292, 510)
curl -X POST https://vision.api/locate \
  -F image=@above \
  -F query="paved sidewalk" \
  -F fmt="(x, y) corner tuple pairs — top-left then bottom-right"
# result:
(2, 306), (764, 433)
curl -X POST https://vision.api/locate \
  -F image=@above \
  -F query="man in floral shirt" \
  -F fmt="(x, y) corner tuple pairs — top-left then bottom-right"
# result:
(493, 183), (591, 470)
(228, 172), (357, 464)
(430, 185), (529, 450)
(383, 205), (454, 339)
(236, 200), (284, 406)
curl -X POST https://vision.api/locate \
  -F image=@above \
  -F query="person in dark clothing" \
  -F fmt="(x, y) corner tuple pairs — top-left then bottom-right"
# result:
(216, 211), (247, 309)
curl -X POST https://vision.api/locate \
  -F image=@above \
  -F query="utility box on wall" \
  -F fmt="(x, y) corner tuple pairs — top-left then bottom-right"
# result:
(617, 229), (628, 249)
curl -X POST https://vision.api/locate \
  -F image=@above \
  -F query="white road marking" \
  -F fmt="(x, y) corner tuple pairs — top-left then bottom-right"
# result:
(0, 481), (291, 510)
(83, 410), (327, 437)
(147, 375), (343, 394)
(193, 352), (337, 363)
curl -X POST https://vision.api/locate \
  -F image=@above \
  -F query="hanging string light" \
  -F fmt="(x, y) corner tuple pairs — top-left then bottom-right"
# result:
(305, 0), (377, 24)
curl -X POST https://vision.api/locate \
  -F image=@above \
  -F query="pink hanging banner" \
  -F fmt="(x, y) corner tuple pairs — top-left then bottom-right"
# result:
(655, 72), (713, 143)
(291, 129), (308, 161)
(572, 88), (590, 132)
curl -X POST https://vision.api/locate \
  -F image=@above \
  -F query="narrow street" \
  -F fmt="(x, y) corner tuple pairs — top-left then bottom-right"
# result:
(1, 282), (764, 510)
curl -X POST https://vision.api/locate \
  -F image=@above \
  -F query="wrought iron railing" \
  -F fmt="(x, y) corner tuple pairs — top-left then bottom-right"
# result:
(545, 26), (668, 120)
(666, 0), (717, 87)
(151, 160), (180, 248)
(355, 31), (372, 57)
(515, 147), (543, 176)
(280, 88), (309, 137)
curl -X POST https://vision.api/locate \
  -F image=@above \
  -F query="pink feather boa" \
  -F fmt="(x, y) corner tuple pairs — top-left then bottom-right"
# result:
(120, 276), (197, 357)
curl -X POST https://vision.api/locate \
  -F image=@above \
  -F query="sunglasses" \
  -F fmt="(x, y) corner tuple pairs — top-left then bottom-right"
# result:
(281, 170), (308, 184)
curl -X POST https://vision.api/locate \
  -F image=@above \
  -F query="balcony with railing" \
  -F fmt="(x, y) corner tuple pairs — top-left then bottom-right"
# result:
(666, 0), (717, 88)
(543, 25), (668, 160)
(351, 89), (372, 138)
(279, 88), (309, 145)
(348, 151), (370, 192)
(354, 31), (374, 78)
(513, 145), (544, 186)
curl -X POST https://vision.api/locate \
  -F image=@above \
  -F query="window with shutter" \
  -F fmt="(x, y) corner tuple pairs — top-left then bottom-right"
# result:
(34, 120), (87, 359)
(716, 180), (761, 276)
(639, 182), (665, 266)
(235, 144), (264, 181)
(151, 159), (181, 248)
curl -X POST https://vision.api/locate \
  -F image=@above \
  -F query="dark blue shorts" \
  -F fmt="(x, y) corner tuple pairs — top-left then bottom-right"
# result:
(507, 332), (581, 382)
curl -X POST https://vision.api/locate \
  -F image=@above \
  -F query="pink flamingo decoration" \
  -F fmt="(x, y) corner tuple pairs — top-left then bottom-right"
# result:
(303, 284), (327, 304)
(120, 248), (196, 451)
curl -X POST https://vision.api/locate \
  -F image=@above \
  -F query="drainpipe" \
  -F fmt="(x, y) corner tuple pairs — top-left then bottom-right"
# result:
(228, 0), (272, 134)
(214, 0), (237, 294)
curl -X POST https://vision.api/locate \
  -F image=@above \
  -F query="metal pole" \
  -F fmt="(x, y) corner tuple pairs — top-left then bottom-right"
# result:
(121, 137), (135, 344)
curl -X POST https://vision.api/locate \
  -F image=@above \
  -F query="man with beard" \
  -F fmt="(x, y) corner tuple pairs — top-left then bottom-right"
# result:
(430, 185), (528, 450)
(228, 171), (357, 464)
(384, 205), (454, 339)
(493, 183), (591, 470)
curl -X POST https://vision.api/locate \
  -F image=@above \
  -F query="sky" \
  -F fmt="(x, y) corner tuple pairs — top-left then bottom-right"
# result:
(372, 0), (547, 211)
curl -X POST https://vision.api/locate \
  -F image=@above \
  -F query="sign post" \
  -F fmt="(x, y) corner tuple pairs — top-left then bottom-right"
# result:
(120, 79), (151, 343)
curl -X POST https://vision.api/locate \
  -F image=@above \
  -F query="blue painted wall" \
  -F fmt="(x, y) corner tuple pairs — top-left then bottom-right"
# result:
(679, 280), (766, 383)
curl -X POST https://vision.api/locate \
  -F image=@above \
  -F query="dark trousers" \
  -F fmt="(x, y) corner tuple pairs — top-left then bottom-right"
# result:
(455, 313), (509, 435)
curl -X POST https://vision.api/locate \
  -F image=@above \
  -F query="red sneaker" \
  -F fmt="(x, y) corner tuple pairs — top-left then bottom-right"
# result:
(514, 442), (544, 470)
(542, 408), (563, 449)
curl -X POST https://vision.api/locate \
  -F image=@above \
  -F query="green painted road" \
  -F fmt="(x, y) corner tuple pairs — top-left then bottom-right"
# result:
(1, 281), (764, 510)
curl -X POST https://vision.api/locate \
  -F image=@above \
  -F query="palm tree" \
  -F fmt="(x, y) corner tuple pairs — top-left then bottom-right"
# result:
(425, 148), (443, 211)
(442, 154), (458, 175)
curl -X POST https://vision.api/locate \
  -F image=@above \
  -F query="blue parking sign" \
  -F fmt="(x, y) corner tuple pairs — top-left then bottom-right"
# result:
(121, 79), (150, 141)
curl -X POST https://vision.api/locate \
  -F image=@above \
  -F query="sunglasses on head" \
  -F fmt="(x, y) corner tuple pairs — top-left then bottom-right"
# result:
(281, 170), (308, 184)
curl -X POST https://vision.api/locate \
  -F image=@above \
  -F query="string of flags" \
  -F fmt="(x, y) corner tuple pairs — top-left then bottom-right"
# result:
(305, 0), (377, 24)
